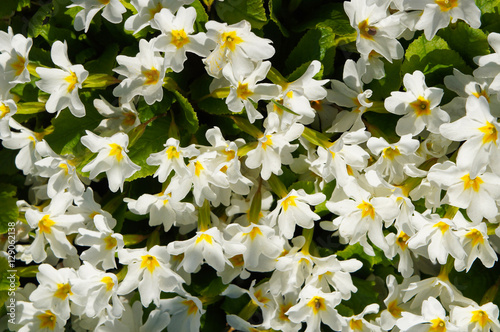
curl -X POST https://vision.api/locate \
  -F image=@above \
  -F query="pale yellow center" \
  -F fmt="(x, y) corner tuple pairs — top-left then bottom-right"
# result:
(383, 146), (401, 160)
(108, 143), (124, 161)
(237, 82), (253, 100)
(358, 19), (377, 40)
(39, 215), (55, 234)
(465, 229), (485, 247)
(471, 310), (491, 327)
(65, 71), (78, 92)
(195, 233), (213, 244)
(434, 221), (450, 234)
(140, 255), (160, 273)
(478, 122), (498, 145)
(461, 174), (483, 192)
(166, 146), (180, 159)
(357, 201), (375, 219)
(38, 310), (57, 330)
(54, 283), (72, 300)
(282, 196), (297, 212)
(307, 296), (326, 314)
(221, 31), (243, 51)
(410, 97), (431, 117)
(429, 318), (447, 332)
(103, 234), (117, 250)
(435, 0), (458, 11)
(101, 276), (114, 291)
(143, 67), (160, 85)
(171, 29), (190, 48)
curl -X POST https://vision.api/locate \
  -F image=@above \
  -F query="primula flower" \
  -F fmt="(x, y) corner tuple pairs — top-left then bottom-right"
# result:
(14, 302), (66, 332)
(221, 60), (280, 123)
(147, 293), (205, 332)
(341, 303), (381, 332)
(117, 245), (185, 306)
(93, 97), (141, 136)
(286, 285), (344, 332)
(81, 130), (141, 192)
(344, 0), (404, 62)
(385, 70), (449, 136)
(440, 96), (500, 177)
(113, 39), (166, 105)
(29, 264), (79, 320)
(24, 192), (84, 263)
(124, 0), (191, 34)
(406, 0), (481, 41)
(68, 0), (126, 32)
(0, 97), (17, 138)
(152, 7), (213, 72)
(267, 189), (325, 239)
(450, 302), (500, 332)
(0, 27), (32, 85)
(396, 297), (458, 332)
(35, 41), (88, 117)
(203, 20), (275, 78)
(75, 214), (124, 270)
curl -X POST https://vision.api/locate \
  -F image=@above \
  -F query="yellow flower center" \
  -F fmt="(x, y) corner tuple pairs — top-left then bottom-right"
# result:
(59, 163), (69, 175)
(195, 233), (213, 244)
(54, 283), (73, 300)
(410, 96), (431, 117)
(465, 229), (485, 247)
(143, 67), (160, 85)
(65, 71), (78, 93)
(434, 221), (450, 234)
(101, 276), (114, 291)
(478, 122), (498, 145)
(149, 2), (163, 19)
(461, 174), (483, 192)
(429, 318), (447, 332)
(350, 319), (364, 331)
(357, 201), (375, 219)
(261, 135), (273, 150)
(396, 232), (410, 251)
(194, 160), (204, 177)
(388, 299), (403, 318)
(39, 215), (55, 234)
(279, 303), (292, 321)
(38, 310), (57, 330)
(229, 254), (244, 267)
(166, 146), (180, 159)
(254, 289), (271, 305)
(435, 0), (458, 11)
(182, 299), (198, 316)
(471, 310), (491, 327)
(98, 0), (110, 4)
(282, 195), (297, 212)
(108, 143), (124, 161)
(244, 226), (263, 240)
(123, 112), (137, 127)
(307, 296), (326, 315)
(383, 146), (401, 160)
(0, 103), (10, 118)
(11, 54), (26, 76)
(140, 255), (160, 273)
(171, 29), (190, 49)
(358, 19), (377, 40)
(103, 234), (118, 250)
(221, 31), (243, 51)
(236, 82), (253, 100)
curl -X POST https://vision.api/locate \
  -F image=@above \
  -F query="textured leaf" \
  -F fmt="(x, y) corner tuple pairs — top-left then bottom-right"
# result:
(192, 0), (209, 33)
(438, 21), (490, 67)
(285, 26), (336, 77)
(294, 2), (355, 35)
(172, 90), (199, 134)
(475, 0), (500, 13)
(402, 34), (471, 86)
(0, 184), (18, 235)
(215, 0), (267, 29)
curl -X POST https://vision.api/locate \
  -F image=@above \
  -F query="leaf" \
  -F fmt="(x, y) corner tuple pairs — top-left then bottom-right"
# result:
(192, 0), (209, 32)
(172, 90), (199, 134)
(215, 0), (268, 29)
(28, 2), (52, 39)
(401, 34), (471, 87)
(294, 2), (355, 35)
(268, 0), (289, 37)
(365, 59), (402, 101)
(475, 0), (500, 13)
(126, 117), (172, 181)
(0, 0), (17, 17)
(437, 21), (490, 67)
(44, 93), (103, 155)
(336, 243), (391, 268)
(0, 184), (18, 235)
(342, 277), (379, 314)
(285, 25), (336, 77)
(288, 181), (315, 194)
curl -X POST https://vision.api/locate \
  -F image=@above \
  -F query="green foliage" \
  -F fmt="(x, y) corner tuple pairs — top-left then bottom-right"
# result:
(475, 0), (500, 13)
(0, 184), (18, 235)
(215, 0), (268, 29)
(402, 34), (471, 87)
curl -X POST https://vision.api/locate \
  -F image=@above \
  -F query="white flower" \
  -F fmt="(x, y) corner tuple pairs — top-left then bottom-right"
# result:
(35, 41), (88, 117)
(13, 302), (66, 332)
(81, 130), (141, 192)
(451, 302), (500, 332)
(113, 39), (166, 105)
(68, 0), (126, 32)
(155, 294), (206, 332)
(117, 245), (185, 306)
(203, 20), (275, 78)
(124, 0), (191, 34)
(0, 27), (32, 85)
(152, 7), (213, 72)
(397, 297), (458, 332)
(93, 97), (141, 136)
(384, 70), (449, 135)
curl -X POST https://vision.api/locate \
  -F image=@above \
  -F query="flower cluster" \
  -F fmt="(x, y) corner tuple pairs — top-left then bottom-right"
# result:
(3, 0), (500, 331)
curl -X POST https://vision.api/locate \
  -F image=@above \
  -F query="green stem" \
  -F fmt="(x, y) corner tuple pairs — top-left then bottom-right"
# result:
(198, 199), (212, 232)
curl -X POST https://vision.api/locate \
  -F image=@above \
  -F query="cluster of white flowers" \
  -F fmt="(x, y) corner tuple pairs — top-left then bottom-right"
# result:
(3, 0), (500, 331)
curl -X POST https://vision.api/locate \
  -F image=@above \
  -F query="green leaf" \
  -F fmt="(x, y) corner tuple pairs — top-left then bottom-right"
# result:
(28, 3), (52, 39)
(126, 117), (172, 181)
(402, 34), (471, 87)
(0, 184), (18, 235)
(172, 90), (199, 134)
(342, 277), (379, 314)
(437, 21), (490, 67)
(84, 44), (120, 75)
(215, 0), (268, 29)
(44, 94), (103, 155)
(475, 0), (500, 13)
(336, 243), (391, 268)
(268, 0), (289, 37)
(365, 59), (402, 101)
(285, 26), (336, 77)
(17, 0), (30, 11)
(0, 0), (17, 17)
(294, 2), (355, 35)
(288, 181), (315, 194)
(192, 0), (209, 32)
